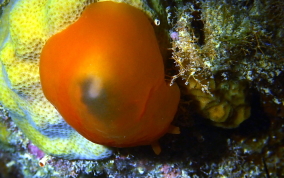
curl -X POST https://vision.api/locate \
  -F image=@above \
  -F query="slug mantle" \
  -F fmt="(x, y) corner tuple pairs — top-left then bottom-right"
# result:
(40, 2), (180, 147)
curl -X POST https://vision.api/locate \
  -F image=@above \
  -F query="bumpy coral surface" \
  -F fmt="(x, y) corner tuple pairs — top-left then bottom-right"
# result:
(0, 0), (113, 160)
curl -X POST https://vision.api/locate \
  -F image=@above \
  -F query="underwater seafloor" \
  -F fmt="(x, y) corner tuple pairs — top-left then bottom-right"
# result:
(0, 0), (284, 177)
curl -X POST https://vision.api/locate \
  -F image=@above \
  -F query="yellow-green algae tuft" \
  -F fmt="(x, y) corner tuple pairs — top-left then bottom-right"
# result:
(0, 120), (10, 146)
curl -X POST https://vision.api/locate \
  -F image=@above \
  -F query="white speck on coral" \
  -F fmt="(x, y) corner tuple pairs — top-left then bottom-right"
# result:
(170, 31), (179, 41)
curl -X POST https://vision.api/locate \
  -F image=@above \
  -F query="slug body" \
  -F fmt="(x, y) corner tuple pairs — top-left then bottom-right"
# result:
(40, 2), (180, 147)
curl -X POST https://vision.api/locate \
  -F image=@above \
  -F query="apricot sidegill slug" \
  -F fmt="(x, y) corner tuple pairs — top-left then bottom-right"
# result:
(40, 1), (180, 152)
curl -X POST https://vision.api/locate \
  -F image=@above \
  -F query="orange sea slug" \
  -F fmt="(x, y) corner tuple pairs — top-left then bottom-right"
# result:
(40, 1), (180, 149)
